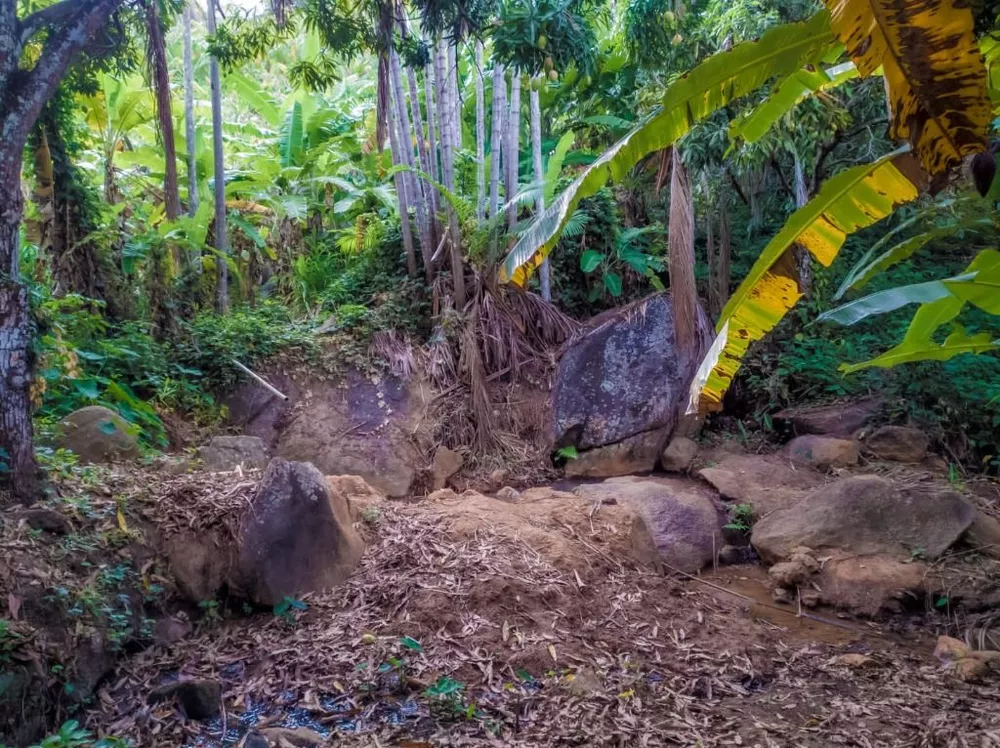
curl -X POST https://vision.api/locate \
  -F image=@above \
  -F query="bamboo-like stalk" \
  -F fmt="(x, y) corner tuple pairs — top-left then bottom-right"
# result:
(488, 62), (506, 220)
(505, 69), (521, 231)
(475, 41), (485, 221)
(435, 36), (465, 307)
(387, 64), (418, 278)
(530, 84), (551, 301)
(206, 0), (228, 313)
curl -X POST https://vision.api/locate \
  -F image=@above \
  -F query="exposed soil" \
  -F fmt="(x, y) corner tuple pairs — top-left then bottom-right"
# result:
(5, 447), (1000, 746)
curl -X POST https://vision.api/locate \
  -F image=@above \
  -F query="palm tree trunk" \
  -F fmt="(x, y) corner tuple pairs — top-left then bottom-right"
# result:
(145, 0), (181, 222)
(435, 36), (465, 308)
(475, 41), (485, 221)
(386, 58), (417, 278)
(207, 0), (228, 312)
(529, 84), (551, 302)
(505, 69), (520, 231)
(488, 63), (505, 220)
(389, 49), (428, 278)
(667, 149), (698, 355)
(182, 1), (201, 274)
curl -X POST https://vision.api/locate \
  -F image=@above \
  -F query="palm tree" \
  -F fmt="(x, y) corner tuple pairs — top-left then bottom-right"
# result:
(144, 0), (181, 221)
(206, 0), (228, 312)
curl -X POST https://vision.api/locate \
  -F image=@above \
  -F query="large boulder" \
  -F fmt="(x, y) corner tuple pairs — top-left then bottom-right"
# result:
(817, 554), (929, 616)
(197, 435), (269, 472)
(772, 398), (882, 437)
(574, 477), (723, 573)
(865, 425), (929, 463)
(56, 406), (140, 464)
(564, 430), (665, 478)
(164, 530), (234, 603)
(228, 370), (431, 497)
(233, 458), (364, 605)
(752, 475), (976, 563)
(551, 294), (709, 461)
(696, 453), (825, 517)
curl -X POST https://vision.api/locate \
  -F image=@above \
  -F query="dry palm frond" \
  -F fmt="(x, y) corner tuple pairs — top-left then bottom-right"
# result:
(368, 330), (415, 380)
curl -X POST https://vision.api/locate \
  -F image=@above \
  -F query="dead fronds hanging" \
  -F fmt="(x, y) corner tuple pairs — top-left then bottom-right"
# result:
(368, 330), (416, 380)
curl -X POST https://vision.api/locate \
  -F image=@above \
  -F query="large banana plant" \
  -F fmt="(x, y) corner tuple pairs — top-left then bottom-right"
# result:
(499, 11), (839, 285)
(688, 149), (925, 413)
(817, 248), (1000, 371)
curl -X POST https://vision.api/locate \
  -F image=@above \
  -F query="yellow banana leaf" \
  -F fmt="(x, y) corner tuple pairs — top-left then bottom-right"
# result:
(500, 11), (837, 286)
(825, 0), (990, 175)
(688, 150), (925, 415)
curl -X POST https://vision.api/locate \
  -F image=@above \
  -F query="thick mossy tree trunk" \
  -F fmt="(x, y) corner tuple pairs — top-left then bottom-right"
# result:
(1, 0), (125, 502)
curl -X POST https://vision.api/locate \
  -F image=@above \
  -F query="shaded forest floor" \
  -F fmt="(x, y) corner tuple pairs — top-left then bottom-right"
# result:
(32, 467), (997, 747)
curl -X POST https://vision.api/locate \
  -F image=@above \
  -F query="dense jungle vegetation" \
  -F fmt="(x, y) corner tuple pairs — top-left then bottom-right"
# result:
(2, 0), (1000, 502)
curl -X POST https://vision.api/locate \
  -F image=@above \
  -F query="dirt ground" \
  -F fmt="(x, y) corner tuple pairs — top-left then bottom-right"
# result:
(74, 480), (1000, 748)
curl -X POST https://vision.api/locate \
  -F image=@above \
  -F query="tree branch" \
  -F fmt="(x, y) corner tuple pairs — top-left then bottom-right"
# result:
(0, 0), (18, 96)
(9, 0), (125, 145)
(768, 157), (795, 202)
(18, 0), (84, 46)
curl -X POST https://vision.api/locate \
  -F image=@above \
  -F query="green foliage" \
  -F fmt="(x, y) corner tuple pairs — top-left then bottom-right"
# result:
(723, 503), (755, 532)
(29, 721), (126, 748)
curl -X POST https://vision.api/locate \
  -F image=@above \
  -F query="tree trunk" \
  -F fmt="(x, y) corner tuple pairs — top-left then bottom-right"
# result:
(424, 63), (442, 184)
(450, 41), (462, 151)
(0, 155), (41, 503)
(474, 41), (485, 221)
(505, 69), (520, 232)
(405, 63), (438, 249)
(705, 185), (716, 317)
(207, 0), (228, 312)
(488, 63), (506, 220)
(715, 185), (731, 316)
(182, 2), (200, 272)
(530, 86), (551, 301)
(387, 55), (418, 278)
(145, 0), (181, 222)
(434, 37), (465, 308)
(667, 150), (698, 355)
(792, 150), (813, 296)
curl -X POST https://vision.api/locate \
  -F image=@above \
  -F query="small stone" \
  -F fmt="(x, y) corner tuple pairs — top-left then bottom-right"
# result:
(934, 635), (970, 664)
(19, 508), (71, 535)
(772, 587), (794, 604)
(566, 668), (603, 696)
(800, 590), (821, 608)
(833, 653), (874, 668)
(149, 679), (222, 720)
(786, 435), (859, 470)
(431, 446), (463, 491)
(257, 727), (326, 747)
(661, 437), (699, 472)
(489, 468), (507, 487)
(427, 488), (458, 502)
(153, 616), (192, 647)
(244, 734), (270, 748)
(718, 545), (755, 565)
(953, 657), (990, 683)
(496, 486), (521, 502)
(866, 425), (928, 463)
(361, 633), (376, 645)
(768, 550), (819, 588)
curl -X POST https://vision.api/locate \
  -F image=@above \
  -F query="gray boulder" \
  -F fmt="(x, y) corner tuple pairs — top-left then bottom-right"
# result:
(785, 435), (859, 470)
(197, 435), (269, 472)
(575, 477), (723, 573)
(233, 458), (364, 606)
(56, 406), (140, 464)
(752, 475), (976, 563)
(865, 425), (929, 463)
(772, 398), (882, 437)
(551, 294), (709, 465)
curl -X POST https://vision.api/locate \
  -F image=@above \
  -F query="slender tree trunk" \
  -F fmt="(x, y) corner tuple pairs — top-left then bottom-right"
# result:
(207, 0), (228, 312)
(715, 185), (731, 316)
(405, 63), (438, 249)
(529, 85), (551, 302)
(505, 69), (521, 231)
(182, 2), (201, 273)
(435, 37), (465, 308)
(387, 52), (420, 278)
(389, 51), (431, 262)
(705, 186), (717, 317)
(488, 63), (505, 220)
(475, 41), (485, 221)
(145, 0), (181, 222)
(424, 63), (442, 184)
(667, 150), (698, 355)
(0, 152), (41, 503)
(792, 150), (813, 295)
(450, 41), (462, 150)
